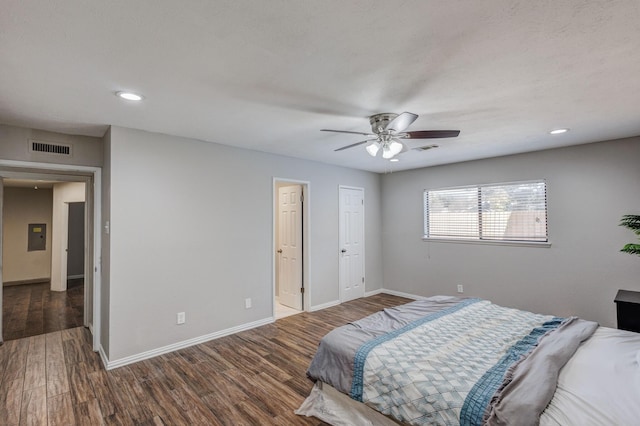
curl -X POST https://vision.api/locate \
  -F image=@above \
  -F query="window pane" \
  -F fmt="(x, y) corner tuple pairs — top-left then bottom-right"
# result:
(424, 181), (547, 242)
(480, 182), (547, 241)
(426, 187), (479, 239)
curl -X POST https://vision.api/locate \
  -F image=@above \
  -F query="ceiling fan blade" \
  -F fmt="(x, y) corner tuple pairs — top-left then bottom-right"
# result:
(403, 130), (460, 139)
(321, 129), (374, 136)
(334, 139), (375, 152)
(386, 112), (418, 132)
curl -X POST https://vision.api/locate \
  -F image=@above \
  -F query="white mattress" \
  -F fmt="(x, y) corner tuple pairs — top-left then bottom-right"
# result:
(297, 326), (640, 425)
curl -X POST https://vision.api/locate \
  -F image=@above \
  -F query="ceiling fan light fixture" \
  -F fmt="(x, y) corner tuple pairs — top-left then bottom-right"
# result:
(365, 142), (380, 157)
(388, 141), (403, 157)
(382, 145), (394, 159)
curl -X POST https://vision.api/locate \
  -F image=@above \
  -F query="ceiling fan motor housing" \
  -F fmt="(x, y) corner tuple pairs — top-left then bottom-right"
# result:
(369, 113), (398, 134)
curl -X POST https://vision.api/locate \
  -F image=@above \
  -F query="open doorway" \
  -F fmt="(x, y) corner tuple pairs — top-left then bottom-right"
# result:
(0, 162), (101, 351)
(273, 179), (310, 319)
(1, 179), (86, 340)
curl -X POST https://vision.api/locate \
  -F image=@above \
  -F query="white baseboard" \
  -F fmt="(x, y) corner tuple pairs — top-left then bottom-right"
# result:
(103, 317), (275, 370)
(99, 291), (422, 370)
(98, 345), (109, 370)
(310, 300), (341, 312)
(379, 289), (427, 300)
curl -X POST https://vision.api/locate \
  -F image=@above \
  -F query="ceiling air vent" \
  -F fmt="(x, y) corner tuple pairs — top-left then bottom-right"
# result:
(414, 144), (439, 151)
(29, 140), (72, 156)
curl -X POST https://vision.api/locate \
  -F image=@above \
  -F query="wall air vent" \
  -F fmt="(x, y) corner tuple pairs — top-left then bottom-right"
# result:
(414, 144), (439, 151)
(29, 140), (72, 156)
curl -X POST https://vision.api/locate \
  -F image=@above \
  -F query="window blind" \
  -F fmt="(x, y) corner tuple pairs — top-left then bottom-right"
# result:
(424, 180), (547, 242)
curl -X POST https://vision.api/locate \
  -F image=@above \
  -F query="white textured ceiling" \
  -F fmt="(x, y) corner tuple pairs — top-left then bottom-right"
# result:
(1, 1), (639, 173)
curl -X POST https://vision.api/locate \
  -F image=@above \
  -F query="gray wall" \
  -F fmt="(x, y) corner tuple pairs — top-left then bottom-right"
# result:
(2, 187), (53, 283)
(0, 124), (102, 167)
(381, 137), (640, 328)
(106, 126), (383, 361)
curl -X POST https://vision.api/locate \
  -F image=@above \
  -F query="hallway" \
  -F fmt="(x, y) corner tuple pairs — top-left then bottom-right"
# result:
(2, 279), (84, 341)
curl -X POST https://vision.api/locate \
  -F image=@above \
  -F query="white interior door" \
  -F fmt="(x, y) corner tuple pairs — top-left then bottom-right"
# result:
(277, 185), (303, 310)
(339, 186), (364, 302)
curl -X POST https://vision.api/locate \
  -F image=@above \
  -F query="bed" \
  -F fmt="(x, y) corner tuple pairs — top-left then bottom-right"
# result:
(296, 296), (640, 425)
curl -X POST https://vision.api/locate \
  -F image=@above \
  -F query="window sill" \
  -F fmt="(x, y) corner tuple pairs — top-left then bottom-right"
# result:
(422, 237), (551, 248)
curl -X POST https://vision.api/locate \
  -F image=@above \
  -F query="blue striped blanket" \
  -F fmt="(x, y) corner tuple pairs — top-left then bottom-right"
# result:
(342, 299), (593, 425)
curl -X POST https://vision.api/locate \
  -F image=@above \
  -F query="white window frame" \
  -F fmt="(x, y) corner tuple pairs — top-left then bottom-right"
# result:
(423, 180), (551, 247)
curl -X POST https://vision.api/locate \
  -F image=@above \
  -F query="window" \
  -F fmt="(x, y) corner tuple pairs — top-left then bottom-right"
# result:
(424, 180), (548, 243)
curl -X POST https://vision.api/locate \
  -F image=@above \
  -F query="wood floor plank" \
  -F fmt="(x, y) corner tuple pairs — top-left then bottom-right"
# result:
(0, 293), (411, 426)
(139, 380), (189, 425)
(86, 370), (118, 418)
(66, 362), (95, 404)
(0, 379), (24, 426)
(47, 393), (75, 426)
(3, 339), (30, 383)
(19, 385), (47, 426)
(106, 368), (155, 423)
(24, 335), (46, 391)
(168, 385), (222, 425)
(44, 333), (69, 397)
(200, 391), (245, 426)
(72, 398), (104, 426)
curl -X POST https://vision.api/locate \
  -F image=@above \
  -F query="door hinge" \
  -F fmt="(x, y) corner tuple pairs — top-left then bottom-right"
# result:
(301, 287), (305, 294)
(362, 277), (364, 283)
(300, 192), (304, 203)
(362, 199), (364, 205)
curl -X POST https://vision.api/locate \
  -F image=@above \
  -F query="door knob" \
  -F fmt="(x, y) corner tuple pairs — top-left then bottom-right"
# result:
(341, 249), (347, 253)
(277, 249), (283, 253)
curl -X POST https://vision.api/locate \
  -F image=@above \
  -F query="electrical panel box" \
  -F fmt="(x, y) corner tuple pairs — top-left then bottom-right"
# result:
(28, 223), (47, 251)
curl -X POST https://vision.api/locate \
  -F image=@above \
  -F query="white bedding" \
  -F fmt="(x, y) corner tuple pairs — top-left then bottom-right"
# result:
(540, 326), (640, 426)
(297, 326), (640, 425)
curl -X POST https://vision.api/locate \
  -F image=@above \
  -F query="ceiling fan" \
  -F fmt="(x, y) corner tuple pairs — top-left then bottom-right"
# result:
(322, 112), (460, 159)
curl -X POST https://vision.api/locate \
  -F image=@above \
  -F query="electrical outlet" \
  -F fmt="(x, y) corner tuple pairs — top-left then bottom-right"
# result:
(176, 312), (185, 325)
(245, 298), (252, 309)
(457, 285), (464, 294)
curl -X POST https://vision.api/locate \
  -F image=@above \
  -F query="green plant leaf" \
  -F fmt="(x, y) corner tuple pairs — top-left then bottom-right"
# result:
(620, 215), (640, 256)
(621, 243), (640, 256)
(620, 214), (640, 234)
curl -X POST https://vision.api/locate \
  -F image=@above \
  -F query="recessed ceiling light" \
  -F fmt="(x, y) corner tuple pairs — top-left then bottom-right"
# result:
(390, 158), (399, 162)
(116, 91), (144, 101)
(549, 128), (569, 135)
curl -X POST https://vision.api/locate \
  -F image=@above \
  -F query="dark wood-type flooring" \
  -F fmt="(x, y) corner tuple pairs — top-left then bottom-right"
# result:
(3, 279), (84, 341)
(0, 293), (411, 425)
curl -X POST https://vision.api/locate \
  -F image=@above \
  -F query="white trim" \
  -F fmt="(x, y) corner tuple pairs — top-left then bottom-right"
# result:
(422, 237), (551, 248)
(0, 159), (100, 173)
(424, 178), (547, 192)
(104, 317), (274, 370)
(98, 345), (109, 370)
(272, 178), (311, 316)
(364, 288), (384, 297)
(0, 159), (101, 353)
(379, 289), (427, 300)
(310, 300), (341, 312)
